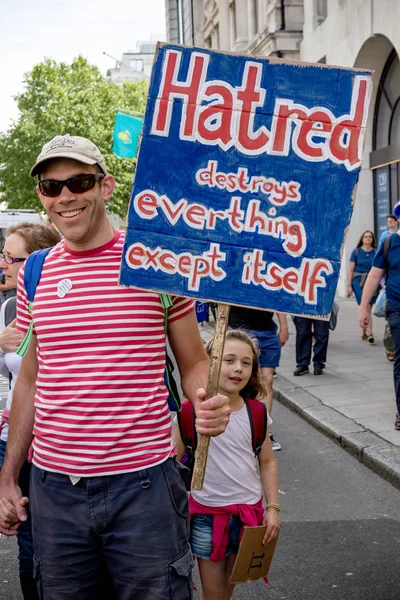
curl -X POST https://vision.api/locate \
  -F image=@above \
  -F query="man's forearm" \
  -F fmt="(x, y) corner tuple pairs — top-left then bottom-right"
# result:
(1, 379), (36, 482)
(180, 358), (210, 402)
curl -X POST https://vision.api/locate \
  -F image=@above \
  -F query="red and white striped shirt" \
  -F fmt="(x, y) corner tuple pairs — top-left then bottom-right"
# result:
(16, 230), (194, 477)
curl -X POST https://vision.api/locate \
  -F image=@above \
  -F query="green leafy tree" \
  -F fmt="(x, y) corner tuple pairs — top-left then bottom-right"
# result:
(0, 56), (148, 218)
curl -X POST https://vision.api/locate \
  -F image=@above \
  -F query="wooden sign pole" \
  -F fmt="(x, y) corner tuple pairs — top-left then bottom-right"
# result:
(191, 303), (230, 491)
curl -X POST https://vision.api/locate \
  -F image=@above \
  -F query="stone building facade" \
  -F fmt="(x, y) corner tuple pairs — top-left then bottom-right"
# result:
(165, 0), (400, 293)
(106, 41), (157, 84)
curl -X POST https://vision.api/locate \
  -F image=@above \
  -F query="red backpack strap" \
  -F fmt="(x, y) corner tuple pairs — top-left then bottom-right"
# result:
(177, 400), (197, 451)
(244, 398), (268, 456)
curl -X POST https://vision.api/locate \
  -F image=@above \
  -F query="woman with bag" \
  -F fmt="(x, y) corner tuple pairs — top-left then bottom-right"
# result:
(348, 230), (378, 343)
(0, 222), (60, 599)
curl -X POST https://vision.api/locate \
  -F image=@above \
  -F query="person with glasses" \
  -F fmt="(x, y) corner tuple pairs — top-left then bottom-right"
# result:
(0, 134), (230, 600)
(347, 230), (378, 343)
(0, 252), (23, 305)
(0, 222), (60, 600)
(378, 214), (398, 248)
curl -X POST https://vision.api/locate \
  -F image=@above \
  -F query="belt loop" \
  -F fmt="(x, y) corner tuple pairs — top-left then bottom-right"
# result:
(139, 469), (151, 489)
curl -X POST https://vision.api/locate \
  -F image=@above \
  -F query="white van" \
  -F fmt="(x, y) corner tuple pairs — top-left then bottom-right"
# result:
(0, 210), (42, 249)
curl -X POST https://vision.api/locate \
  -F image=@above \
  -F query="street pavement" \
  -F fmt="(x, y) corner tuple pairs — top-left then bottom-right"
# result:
(199, 296), (400, 488)
(1, 298), (400, 598)
(274, 296), (400, 489)
(191, 402), (400, 600)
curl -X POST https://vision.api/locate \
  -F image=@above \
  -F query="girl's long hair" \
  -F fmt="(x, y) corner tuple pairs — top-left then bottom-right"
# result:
(356, 230), (377, 249)
(205, 329), (266, 400)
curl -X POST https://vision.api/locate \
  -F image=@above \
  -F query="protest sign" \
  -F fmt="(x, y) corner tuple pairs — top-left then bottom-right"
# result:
(229, 526), (279, 584)
(195, 301), (208, 323)
(120, 43), (373, 318)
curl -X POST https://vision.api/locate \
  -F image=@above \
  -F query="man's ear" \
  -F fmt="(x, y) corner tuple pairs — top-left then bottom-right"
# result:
(101, 175), (115, 202)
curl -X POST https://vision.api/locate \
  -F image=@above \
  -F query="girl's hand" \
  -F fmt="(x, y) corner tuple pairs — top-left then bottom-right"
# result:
(347, 284), (353, 297)
(262, 509), (280, 545)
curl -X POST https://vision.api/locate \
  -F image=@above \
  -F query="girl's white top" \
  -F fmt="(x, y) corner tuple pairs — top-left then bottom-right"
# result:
(0, 298), (22, 442)
(191, 403), (272, 507)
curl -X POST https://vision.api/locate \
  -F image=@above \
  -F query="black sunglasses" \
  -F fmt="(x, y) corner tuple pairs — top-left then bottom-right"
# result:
(37, 173), (104, 198)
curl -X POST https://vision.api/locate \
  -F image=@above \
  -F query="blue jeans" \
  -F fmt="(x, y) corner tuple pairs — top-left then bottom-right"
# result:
(0, 439), (38, 600)
(386, 307), (400, 412)
(30, 458), (192, 599)
(190, 514), (241, 559)
(293, 317), (330, 368)
(246, 328), (281, 368)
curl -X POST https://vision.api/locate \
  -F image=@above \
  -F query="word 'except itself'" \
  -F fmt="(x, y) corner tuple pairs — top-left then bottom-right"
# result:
(125, 242), (333, 303)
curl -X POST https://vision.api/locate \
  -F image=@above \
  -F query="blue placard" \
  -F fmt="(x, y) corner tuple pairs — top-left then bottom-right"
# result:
(120, 43), (372, 318)
(195, 301), (208, 323)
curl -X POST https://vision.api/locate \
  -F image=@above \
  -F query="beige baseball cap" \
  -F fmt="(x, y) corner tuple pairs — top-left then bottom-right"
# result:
(30, 134), (108, 177)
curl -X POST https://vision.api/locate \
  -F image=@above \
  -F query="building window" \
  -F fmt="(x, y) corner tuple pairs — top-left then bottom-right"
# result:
(130, 59), (144, 72)
(372, 50), (400, 235)
(374, 51), (400, 150)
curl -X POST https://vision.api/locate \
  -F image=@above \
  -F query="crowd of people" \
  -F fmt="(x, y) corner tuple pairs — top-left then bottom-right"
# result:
(0, 135), (280, 600)
(338, 212), (400, 432)
(338, 211), (400, 431)
(0, 133), (398, 600)
(0, 223), (61, 598)
(360, 210), (400, 432)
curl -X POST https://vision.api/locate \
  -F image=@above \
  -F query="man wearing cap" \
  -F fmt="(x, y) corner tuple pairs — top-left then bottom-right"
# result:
(0, 134), (231, 599)
(360, 201), (400, 431)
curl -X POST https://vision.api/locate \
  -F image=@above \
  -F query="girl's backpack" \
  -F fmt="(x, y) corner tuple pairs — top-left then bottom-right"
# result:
(177, 398), (268, 490)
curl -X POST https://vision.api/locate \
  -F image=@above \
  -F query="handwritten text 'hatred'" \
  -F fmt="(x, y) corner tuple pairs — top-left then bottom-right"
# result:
(151, 50), (371, 171)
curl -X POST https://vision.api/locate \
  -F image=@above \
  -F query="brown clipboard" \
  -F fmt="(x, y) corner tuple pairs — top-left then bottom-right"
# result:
(229, 526), (279, 584)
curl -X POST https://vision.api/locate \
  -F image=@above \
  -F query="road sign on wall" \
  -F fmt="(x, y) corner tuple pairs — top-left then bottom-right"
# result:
(120, 43), (373, 317)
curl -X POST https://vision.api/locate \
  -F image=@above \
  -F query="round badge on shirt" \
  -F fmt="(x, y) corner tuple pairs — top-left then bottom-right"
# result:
(57, 279), (73, 298)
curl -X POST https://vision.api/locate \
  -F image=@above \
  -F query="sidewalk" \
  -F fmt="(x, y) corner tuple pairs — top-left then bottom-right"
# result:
(199, 297), (400, 489)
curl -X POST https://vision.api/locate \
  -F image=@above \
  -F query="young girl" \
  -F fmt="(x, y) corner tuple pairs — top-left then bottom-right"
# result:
(174, 329), (280, 600)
